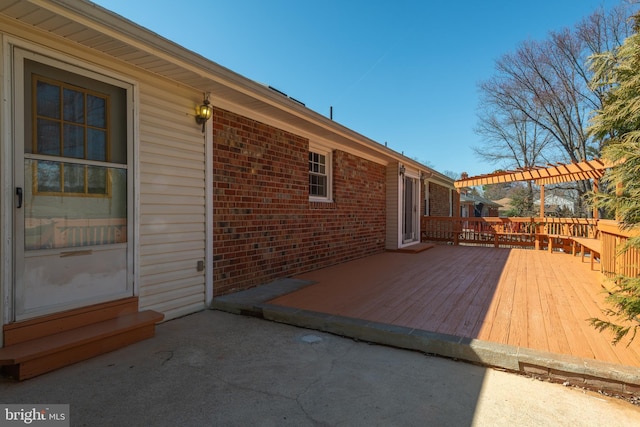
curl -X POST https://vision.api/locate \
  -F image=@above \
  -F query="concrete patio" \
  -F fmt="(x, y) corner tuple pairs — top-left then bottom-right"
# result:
(213, 245), (640, 396)
(2, 310), (639, 426)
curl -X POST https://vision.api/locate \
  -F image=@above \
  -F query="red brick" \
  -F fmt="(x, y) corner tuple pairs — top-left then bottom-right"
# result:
(212, 108), (386, 295)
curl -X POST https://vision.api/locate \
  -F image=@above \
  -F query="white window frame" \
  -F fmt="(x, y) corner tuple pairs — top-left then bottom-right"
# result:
(308, 144), (332, 202)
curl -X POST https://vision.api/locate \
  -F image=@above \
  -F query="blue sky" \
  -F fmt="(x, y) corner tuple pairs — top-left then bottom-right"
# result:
(94, 0), (624, 177)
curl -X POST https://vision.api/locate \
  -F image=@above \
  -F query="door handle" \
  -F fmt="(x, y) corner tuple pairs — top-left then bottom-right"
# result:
(16, 187), (22, 209)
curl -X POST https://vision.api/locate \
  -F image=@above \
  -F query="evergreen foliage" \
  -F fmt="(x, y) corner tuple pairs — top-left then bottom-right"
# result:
(588, 15), (640, 345)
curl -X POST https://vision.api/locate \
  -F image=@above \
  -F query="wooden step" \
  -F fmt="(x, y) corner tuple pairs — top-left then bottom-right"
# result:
(390, 242), (436, 253)
(1, 298), (164, 380)
(0, 310), (164, 380)
(3, 297), (139, 346)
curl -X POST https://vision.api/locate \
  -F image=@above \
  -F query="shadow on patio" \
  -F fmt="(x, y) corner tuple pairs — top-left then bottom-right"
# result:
(213, 245), (640, 396)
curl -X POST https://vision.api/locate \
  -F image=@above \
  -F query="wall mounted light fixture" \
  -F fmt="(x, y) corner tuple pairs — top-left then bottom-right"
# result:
(195, 93), (212, 132)
(399, 164), (406, 176)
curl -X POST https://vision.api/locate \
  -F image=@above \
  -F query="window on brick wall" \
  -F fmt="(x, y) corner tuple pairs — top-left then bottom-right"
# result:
(309, 147), (332, 201)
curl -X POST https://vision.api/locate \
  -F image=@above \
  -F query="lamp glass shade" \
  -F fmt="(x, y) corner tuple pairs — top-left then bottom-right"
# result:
(197, 103), (213, 121)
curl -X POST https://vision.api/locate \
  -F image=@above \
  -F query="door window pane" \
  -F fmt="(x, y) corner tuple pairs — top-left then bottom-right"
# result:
(36, 119), (61, 155)
(25, 159), (127, 250)
(87, 95), (106, 127)
(36, 161), (61, 193)
(36, 81), (60, 119)
(34, 161), (111, 197)
(33, 76), (112, 195)
(87, 129), (106, 161)
(63, 88), (84, 124)
(63, 124), (85, 158)
(34, 77), (108, 164)
(63, 163), (85, 193)
(87, 166), (108, 194)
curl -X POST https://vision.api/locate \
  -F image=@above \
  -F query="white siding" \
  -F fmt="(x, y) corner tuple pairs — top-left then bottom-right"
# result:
(138, 85), (207, 320)
(0, 20), (203, 323)
(0, 11), (211, 325)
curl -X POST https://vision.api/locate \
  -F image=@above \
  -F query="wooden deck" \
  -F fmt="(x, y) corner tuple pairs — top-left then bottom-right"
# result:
(269, 245), (640, 367)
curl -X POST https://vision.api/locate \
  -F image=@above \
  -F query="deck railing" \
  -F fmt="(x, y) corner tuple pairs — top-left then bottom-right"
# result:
(421, 216), (639, 280)
(598, 219), (640, 279)
(421, 216), (598, 249)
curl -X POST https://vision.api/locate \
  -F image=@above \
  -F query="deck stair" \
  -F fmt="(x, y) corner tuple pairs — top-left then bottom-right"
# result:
(392, 242), (435, 254)
(0, 297), (163, 380)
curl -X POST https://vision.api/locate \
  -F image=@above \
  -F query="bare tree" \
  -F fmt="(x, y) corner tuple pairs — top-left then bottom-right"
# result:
(475, 5), (636, 215)
(474, 106), (553, 212)
(474, 108), (553, 170)
(578, 4), (634, 127)
(442, 170), (460, 180)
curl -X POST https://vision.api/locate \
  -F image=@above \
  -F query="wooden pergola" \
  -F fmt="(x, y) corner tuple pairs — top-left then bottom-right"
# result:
(454, 159), (612, 218)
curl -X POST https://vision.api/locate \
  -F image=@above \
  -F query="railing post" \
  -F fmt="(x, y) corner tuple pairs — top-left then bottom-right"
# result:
(453, 217), (459, 246)
(593, 178), (599, 220)
(534, 220), (542, 250)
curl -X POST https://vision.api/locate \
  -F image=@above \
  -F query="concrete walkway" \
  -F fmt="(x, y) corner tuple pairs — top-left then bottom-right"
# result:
(1, 310), (639, 426)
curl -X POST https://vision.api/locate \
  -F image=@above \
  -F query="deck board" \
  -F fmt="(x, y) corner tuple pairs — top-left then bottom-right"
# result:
(269, 245), (640, 367)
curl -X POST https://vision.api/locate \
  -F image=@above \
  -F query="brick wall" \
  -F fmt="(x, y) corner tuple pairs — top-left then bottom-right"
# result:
(427, 181), (452, 216)
(212, 108), (387, 295)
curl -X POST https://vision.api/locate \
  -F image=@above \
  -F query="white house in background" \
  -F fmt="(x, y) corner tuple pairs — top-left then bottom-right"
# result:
(534, 195), (576, 214)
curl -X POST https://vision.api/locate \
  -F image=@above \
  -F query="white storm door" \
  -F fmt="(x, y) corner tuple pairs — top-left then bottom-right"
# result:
(13, 49), (133, 320)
